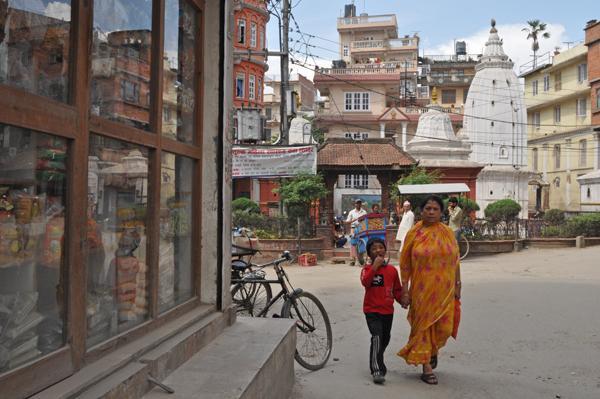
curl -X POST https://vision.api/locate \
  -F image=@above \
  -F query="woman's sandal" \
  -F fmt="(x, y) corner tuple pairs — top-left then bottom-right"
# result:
(420, 373), (438, 385)
(430, 355), (438, 370)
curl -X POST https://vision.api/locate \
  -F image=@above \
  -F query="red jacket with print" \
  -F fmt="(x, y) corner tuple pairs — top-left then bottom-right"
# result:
(360, 263), (403, 315)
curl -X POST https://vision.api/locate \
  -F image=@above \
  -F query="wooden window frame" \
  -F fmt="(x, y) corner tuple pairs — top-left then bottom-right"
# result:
(0, 0), (206, 397)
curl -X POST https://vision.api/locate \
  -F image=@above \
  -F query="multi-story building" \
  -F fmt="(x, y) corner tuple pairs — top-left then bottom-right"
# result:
(421, 47), (479, 114)
(521, 43), (594, 212)
(232, 0), (269, 203)
(578, 19), (600, 211)
(232, 0), (268, 110)
(263, 73), (317, 141)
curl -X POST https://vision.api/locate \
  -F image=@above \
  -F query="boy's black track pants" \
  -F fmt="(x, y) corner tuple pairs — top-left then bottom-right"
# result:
(365, 312), (393, 375)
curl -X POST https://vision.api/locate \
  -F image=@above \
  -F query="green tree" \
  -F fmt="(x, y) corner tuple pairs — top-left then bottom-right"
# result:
(522, 19), (551, 68)
(232, 197), (260, 214)
(390, 167), (442, 209)
(276, 173), (329, 218)
(484, 199), (522, 223)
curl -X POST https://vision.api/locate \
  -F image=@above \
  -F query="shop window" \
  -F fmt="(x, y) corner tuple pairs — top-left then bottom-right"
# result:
(162, 0), (198, 143)
(86, 136), (150, 348)
(0, 124), (68, 372)
(90, 0), (153, 130)
(0, 1), (72, 102)
(159, 153), (194, 313)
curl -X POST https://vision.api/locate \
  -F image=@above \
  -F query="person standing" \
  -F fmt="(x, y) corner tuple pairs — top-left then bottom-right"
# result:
(448, 197), (464, 243)
(397, 195), (461, 385)
(360, 238), (403, 384)
(395, 201), (414, 256)
(346, 199), (367, 266)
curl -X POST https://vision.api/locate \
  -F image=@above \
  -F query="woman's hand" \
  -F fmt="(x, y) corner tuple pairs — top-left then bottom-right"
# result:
(399, 291), (410, 309)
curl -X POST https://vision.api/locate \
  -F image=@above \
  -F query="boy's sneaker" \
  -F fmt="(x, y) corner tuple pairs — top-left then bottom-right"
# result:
(372, 372), (385, 384)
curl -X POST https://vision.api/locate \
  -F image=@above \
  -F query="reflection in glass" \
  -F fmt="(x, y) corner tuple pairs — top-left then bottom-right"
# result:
(0, 124), (67, 373)
(0, 0), (72, 102)
(162, 0), (197, 143)
(159, 153), (193, 312)
(86, 136), (149, 347)
(90, 0), (153, 130)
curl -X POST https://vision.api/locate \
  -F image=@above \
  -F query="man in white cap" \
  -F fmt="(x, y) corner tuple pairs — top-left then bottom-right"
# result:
(346, 199), (367, 265)
(395, 200), (414, 258)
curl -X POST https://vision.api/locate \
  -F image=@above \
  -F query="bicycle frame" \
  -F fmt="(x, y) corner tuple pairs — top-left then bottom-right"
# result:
(231, 256), (295, 317)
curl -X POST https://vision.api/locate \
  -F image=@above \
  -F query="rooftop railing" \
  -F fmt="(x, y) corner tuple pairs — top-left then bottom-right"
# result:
(423, 54), (480, 63)
(316, 62), (416, 76)
(518, 51), (554, 75)
(351, 38), (418, 50)
(337, 14), (397, 27)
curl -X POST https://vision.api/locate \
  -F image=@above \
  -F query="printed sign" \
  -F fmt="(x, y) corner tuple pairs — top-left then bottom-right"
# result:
(232, 145), (317, 178)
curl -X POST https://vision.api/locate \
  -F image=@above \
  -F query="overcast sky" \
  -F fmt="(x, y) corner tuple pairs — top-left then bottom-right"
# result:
(266, 0), (596, 80)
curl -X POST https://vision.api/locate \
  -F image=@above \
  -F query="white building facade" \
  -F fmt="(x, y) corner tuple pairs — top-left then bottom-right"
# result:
(463, 20), (530, 217)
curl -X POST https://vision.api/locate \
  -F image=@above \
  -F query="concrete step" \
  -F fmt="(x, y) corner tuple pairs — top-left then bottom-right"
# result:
(143, 317), (296, 399)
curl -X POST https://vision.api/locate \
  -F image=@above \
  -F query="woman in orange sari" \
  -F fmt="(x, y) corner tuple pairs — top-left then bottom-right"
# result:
(397, 195), (461, 385)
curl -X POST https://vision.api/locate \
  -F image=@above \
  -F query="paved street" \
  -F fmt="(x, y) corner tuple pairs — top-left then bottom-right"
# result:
(279, 247), (600, 399)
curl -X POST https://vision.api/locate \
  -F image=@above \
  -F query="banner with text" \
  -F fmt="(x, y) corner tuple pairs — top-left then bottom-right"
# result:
(232, 145), (317, 178)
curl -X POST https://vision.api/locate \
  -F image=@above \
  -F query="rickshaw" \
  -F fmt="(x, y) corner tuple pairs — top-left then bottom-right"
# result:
(352, 213), (388, 257)
(396, 183), (471, 260)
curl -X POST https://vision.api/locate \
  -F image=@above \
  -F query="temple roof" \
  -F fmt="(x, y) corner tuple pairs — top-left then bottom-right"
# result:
(317, 138), (415, 169)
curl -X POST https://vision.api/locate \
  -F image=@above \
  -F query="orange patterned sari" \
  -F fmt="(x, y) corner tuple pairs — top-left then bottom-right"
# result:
(397, 221), (460, 365)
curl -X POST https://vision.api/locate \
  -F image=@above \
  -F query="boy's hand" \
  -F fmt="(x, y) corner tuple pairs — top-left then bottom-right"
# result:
(372, 255), (385, 270)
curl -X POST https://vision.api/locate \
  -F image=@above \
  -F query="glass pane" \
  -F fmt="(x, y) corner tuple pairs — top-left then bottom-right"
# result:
(162, 0), (198, 143)
(0, 1), (72, 102)
(0, 124), (67, 373)
(159, 153), (193, 312)
(86, 135), (150, 348)
(90, 0), (153, 131)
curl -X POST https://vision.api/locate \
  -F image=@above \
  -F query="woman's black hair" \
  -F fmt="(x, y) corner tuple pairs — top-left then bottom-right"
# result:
(366, 238), (386, 259)
(420, 195), (444, 212)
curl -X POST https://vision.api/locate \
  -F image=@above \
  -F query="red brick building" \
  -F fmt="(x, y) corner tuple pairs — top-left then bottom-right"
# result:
(232, 0), (268, 110)
(585, 19), (600, 126)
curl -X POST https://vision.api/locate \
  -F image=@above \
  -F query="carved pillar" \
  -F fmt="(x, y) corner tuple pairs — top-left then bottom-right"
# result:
(377, 172), (391, 213)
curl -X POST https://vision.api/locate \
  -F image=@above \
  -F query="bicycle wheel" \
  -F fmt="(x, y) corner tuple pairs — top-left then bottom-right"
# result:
(459, 235), (470, 260)
(231, 282), (272, 317)
(281, 291), (332, 370)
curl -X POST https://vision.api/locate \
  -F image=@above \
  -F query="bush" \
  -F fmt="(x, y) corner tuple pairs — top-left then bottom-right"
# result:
(543, 209), (565, 225)
(562, 213), (600, 237)
(484, 199), (521, 223)
(254, 228), (277, 239)
(541, 225), (562, 237)
(232, 209), (267, 229)
(232, 197), (260, 214)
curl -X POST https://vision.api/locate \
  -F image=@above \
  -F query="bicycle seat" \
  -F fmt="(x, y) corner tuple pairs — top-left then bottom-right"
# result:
(232, 259), (250, 272)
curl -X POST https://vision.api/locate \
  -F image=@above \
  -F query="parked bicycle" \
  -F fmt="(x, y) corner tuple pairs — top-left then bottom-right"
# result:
(230, 251), (333, 370)
(457, 227), (471, 260)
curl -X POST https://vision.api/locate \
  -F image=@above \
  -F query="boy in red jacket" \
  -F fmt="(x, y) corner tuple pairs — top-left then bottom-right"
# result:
(360, 238), (403, 384)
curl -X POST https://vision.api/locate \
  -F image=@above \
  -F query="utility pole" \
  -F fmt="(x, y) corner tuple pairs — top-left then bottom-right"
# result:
(279, 0), (291, 145)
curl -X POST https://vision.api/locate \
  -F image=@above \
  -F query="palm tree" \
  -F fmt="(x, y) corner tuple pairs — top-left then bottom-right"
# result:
(522, 20), (551, 68)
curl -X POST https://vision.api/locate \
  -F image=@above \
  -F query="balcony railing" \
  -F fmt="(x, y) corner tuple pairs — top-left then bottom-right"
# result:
(316, 62), (415, 76)
(337, 14), (397, 27)
(351, 40), (385, 49)
(423, 54), (480, 63)
(388, 38), (418, 48)
(351, 38), (418, 50)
